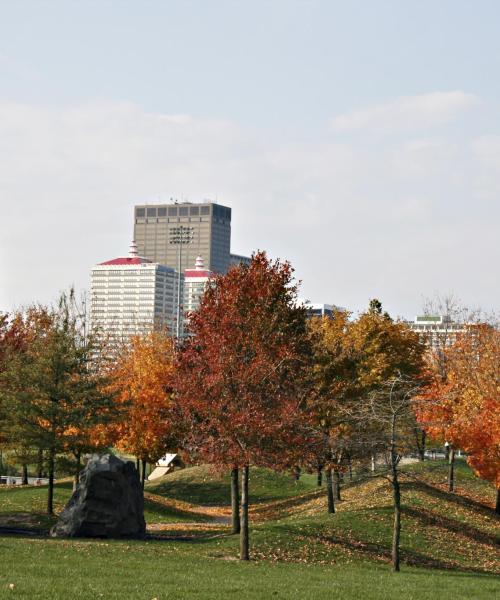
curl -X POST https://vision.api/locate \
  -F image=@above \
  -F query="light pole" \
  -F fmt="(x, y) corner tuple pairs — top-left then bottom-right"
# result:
(169, 226), (194, 338)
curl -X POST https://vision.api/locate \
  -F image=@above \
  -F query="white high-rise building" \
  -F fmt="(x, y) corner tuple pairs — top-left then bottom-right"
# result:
(407, 315), (467, 350)
(183, 256), (212, 333)
(90, 241), (183, 343)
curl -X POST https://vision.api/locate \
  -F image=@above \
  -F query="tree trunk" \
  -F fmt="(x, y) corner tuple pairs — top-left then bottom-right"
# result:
(240, 465), (249, 561)
(141, 459), (147, 489)
(22, 463), (28, 485)
(37, 448), (43, 479)
(326, 467), (335, 514)
(135, 457), (140, 473)
(444, 444), (450, 461)
(448, 447), (455, 493)
(231, 467), (241, 534)
(73, 451), (81, 491)
(47, 446), (55, 515)
(333, 469), (341, 501)
(416, 428), (426, 461)
(348, 458), (353, 482)
(371, 453), (376, 472)
(495, 488), (500, 516)
(391, 470), (401, 572)
(317, 465), (323, 487)
(293, 465), (301, 482)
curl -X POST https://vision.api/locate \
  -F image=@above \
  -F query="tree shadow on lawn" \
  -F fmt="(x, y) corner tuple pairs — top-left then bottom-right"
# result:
(401, 505), (500, 547)
(251, 489), (324, 520)
(402, 480), (496, 516)
(313, 532), (497, 575)
(143, 496), (213, 523)
(146, 529), (228, 544)
(147, 481), (232, 507)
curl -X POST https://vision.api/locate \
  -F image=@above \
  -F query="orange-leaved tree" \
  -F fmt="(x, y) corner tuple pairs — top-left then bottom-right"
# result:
(174, 252), (313, 560)
(419, 324), (500, 512)
(110, 330), (178, 486)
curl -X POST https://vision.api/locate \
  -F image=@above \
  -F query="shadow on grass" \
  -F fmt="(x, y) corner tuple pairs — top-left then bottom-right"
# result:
(251, 489), (324, 519)
(401, 505), (499, 547)
(147, 481), (231, 507)
(146, 529), (228, 544)
(144, 496), (212, 523)
(402, 480), (497, 516)
(314, 532), (497, 575)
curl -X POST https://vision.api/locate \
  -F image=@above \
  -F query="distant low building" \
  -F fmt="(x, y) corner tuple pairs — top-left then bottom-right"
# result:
(298, 300), (345, 319)
(407, 315), (467, 350)
(229, 253), (252, 268)
(90, 241), (182, 344)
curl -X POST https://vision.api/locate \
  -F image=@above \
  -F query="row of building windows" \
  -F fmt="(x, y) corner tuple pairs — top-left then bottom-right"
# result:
(135, 217), (213, 225)
(136, 205), (214, 218)
(136, 204), (231, 219)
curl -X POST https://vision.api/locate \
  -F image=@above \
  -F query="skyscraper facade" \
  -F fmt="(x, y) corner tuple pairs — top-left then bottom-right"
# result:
(133, 201), (232, 275)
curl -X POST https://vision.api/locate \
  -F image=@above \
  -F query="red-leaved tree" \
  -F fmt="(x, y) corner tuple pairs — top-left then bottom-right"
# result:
(174, 252), (313, 560)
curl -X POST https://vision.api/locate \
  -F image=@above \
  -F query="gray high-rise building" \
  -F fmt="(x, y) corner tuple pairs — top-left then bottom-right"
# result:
(134, 201), (232, 274)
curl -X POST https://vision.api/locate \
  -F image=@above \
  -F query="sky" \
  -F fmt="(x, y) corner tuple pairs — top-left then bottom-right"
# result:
(0, 0), (499, 318)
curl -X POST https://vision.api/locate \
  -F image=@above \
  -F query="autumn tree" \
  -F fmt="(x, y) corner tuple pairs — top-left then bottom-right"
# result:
(0, 312), (11, 477)
(307, 309), (359, 513)
(0, 293), (117, 513)
(418, 323), (500, 512)
(346, 300), (426, 572)
(175, 252), (313, 560)
(0, 307), (53, 483)
(109, 330), (178, 487)
(419, 294), (481, 487)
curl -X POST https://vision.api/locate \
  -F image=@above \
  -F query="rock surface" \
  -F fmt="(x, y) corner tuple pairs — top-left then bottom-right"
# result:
(51, 454), (146, 539)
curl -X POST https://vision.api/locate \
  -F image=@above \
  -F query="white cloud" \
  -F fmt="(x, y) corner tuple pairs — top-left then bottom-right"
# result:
(0, 100), (498, 318)
(329, 91), (479, 134)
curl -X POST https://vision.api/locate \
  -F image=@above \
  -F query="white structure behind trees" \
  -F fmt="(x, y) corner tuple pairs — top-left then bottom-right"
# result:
(90, 242), (183, 344)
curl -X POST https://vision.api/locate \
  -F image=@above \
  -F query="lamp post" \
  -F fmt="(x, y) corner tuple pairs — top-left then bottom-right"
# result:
(169, 226), (194, 338)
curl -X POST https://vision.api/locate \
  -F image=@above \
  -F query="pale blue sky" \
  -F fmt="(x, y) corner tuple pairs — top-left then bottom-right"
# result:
(2, 1), (500, 126)
(1, 1), (499, 316)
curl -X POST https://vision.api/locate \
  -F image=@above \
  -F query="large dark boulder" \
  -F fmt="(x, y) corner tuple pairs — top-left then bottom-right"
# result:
(51, 454), (146, 539)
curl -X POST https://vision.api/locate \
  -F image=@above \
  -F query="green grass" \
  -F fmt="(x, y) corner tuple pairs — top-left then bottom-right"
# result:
(0, 481), (205, 528)
(0, 461), (499, 599)
(0, 536), (498, 600)
(146, 465), (318, 506)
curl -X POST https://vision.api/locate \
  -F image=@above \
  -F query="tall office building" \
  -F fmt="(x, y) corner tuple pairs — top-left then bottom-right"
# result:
(90, 242), (182, 344)
(134, 201), (232, 275)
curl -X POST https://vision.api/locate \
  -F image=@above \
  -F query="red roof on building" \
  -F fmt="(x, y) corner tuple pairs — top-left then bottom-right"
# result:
(99, 257), (151, 266)
(184, 269), (211, 278)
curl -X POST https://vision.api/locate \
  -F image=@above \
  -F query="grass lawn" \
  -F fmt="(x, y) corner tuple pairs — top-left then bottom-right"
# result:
(1, 536), (498, 600)
(0, 460), (499, 599)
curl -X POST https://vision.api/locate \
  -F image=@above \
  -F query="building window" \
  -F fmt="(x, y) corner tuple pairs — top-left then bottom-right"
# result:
(179, 207), (189, 216)
(168, 207), (178, 216)
(201, 206), (210, 215)
(147, 207), (157, 217)
(190, 206), (199, 216)
(158, 207), (167, 217)
(136, 208), (146, 217)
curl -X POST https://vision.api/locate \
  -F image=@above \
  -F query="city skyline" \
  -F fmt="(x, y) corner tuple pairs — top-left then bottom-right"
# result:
(1, 1), (499, 318)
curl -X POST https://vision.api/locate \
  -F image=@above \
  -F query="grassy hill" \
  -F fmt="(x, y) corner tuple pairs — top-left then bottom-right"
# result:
(0, 460), (498, 599)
